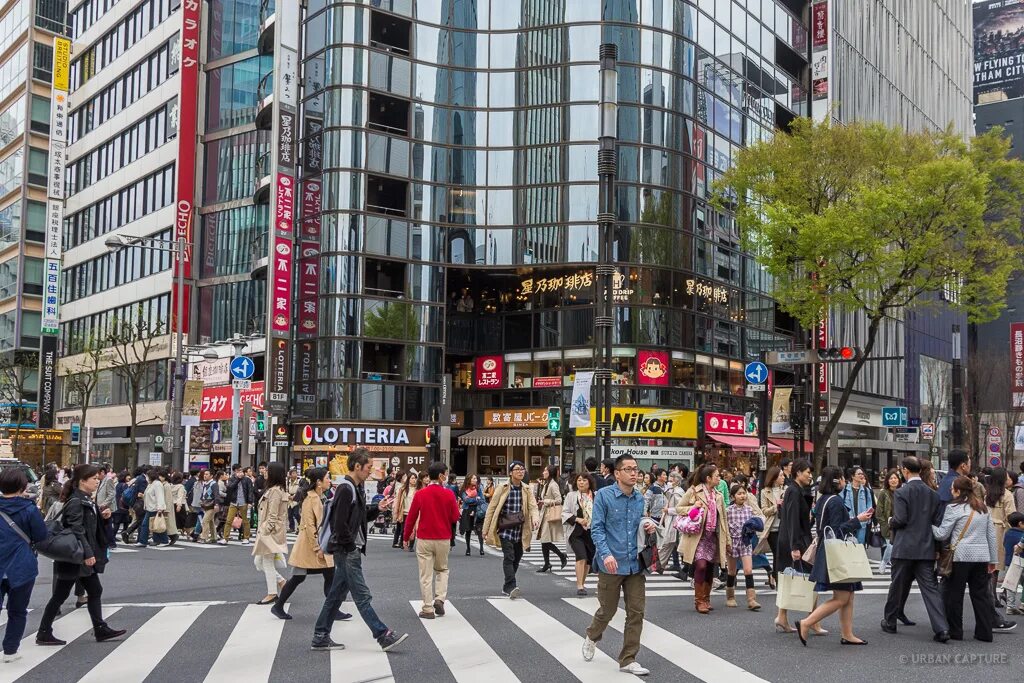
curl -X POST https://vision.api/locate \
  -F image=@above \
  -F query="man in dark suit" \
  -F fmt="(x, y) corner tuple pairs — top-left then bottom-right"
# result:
(882, 456), (950, 642)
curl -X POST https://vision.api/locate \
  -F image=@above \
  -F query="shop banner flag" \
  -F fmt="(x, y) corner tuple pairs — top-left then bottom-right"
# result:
(569, 371), (594, 429)
(1014, 425), (1024, 452)
(771, 387), (793, 434)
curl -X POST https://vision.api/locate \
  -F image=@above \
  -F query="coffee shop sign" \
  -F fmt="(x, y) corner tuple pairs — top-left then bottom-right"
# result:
(685, 278), (729, 305)
(520, 272), (593, 295)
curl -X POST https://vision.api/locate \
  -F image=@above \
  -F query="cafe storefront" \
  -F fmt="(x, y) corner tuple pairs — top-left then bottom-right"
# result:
(291, 422), (430, 483)
(458, 408), (557, 479)
(700, 411), (780, 475)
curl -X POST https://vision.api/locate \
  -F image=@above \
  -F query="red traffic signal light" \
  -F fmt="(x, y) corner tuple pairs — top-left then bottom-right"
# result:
(839, 346), (855, 360)
(820, 347), (860, 362)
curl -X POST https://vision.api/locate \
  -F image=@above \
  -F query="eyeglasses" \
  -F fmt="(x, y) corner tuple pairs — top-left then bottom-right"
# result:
(617, 467), (639, 473)
(510, 467), (525, 472)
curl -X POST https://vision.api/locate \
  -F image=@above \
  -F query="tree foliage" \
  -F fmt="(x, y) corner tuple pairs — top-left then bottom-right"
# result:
(714, 118), (1024, 468)
(105, 307), (166, 460)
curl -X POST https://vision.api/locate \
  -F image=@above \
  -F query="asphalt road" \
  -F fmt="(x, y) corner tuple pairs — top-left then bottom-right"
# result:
(4, 533), (1020, 683)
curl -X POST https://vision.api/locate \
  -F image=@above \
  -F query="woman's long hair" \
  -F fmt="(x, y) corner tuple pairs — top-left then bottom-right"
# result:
(694, 464), (718, 490)
(60, 464), (102, 502)
(265, 462), (287, 490)
(952, 476), (987, 514)
(294, 467), (327, 506)
(985, 467), (1008, 508)
(460, 474), (479, 494)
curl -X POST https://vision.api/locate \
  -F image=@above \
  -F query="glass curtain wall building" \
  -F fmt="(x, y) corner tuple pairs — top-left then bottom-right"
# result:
(298, 0), (808, 476)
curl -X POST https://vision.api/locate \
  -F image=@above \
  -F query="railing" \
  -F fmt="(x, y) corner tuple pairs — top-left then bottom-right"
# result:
(257, 71), (274, 103)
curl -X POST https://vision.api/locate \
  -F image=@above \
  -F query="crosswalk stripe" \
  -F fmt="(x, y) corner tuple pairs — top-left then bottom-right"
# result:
(565, 598), (768, 683)
(77, 605), (207, 682)
(203, 604), (286, 681)
(2, 607), (122, 679)
(331, 601), (395, 683)
(0, 608), (30, 627)
(411, 600), (519, 682)
(487, 598), (636, 681)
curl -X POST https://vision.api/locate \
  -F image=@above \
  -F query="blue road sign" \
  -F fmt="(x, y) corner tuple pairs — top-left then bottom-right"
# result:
(882, 406), (908, 428)
(744, 361), (769, 384)
(230, 356), (254, 380)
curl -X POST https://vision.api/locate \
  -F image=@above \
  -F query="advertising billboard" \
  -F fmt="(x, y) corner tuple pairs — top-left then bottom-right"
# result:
(975, 0), (1024, 103)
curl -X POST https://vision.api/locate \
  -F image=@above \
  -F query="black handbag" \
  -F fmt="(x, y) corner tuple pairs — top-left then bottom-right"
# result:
(867, 523), (886, 548)
(34, 508), (85, 564)
(497, 510), (525, 530)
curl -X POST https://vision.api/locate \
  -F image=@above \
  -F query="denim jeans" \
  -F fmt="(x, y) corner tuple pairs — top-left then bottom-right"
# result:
(1, 578), (34, 655)
(314, 548), (387, 640)
(880, 541), (894, 570)
(137, 511), (168, 545)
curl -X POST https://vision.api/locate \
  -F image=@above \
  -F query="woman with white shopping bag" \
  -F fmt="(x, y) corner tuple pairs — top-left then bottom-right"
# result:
(796, 467), (874, 646)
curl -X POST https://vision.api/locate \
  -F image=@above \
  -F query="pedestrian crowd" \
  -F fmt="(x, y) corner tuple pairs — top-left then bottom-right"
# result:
(2, 451), (1022, 677)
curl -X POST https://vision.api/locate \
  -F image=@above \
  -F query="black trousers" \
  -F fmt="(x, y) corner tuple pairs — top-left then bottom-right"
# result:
(944, 562), (995, 641)
(277, 568), (335, 605)
(884, 559), (949, 634)
(500, 538), (524, 593)
(40, 574), (105, 634)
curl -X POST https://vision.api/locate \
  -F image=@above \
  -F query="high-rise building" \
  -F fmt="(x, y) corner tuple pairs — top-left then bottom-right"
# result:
(0, 0), (68, 463)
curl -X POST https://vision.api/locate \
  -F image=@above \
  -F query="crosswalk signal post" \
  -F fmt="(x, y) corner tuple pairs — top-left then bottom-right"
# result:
(547, 406), (561, 467)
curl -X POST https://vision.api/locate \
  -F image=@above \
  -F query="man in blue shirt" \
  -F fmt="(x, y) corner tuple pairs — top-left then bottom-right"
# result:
(582, 455), (656, 677)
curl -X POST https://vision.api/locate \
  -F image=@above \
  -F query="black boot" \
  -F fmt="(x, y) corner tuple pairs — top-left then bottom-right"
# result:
(270, 601), (292, 620)
(559, 551), (568, 570)
(36, 631), (66, 646)
(536, 564), (552, 573)
(94, 625), (127, 642)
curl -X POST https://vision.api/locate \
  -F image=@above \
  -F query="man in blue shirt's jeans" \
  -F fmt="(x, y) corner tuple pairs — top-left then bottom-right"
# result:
(582, 455), (656, 677)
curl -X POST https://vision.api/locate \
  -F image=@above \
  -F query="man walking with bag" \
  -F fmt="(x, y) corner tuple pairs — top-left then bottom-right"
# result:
(581, 455), (657, 677)
(882, 456), (950, 642)
(404, 461), (461, 618)
(482, 461), (539, 598)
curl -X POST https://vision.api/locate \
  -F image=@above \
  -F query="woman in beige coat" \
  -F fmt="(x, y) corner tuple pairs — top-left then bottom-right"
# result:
(536, 465), (568, 573)
(677, 464), (730, 614)
(252, 462), (290, 605)
(271, 468), (350, 622)
(160, 471), (180, 543)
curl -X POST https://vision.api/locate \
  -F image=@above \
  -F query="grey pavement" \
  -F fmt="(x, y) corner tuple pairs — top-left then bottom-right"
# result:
(2, 533), (1019, 683)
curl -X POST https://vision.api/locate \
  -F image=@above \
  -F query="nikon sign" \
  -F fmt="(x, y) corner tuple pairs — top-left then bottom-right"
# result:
(574, 408), (697, 439)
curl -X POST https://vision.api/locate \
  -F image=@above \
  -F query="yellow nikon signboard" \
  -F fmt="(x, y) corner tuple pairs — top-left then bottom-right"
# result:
(574, 408), (697, 439)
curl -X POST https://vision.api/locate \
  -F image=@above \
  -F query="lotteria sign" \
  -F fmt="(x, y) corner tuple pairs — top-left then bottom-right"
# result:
(293, 423), (428, 448)
(575, 408), (697, 439)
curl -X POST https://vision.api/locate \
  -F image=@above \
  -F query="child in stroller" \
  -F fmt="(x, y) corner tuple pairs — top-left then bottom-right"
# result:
(371, 492), (394, 535)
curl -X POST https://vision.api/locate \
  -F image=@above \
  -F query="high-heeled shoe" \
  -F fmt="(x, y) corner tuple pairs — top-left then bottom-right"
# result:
(536, 564), (552, 573)
(774, 620), (796, 633)
(560, 555), (568, 570)
(796, 620), (808, 646)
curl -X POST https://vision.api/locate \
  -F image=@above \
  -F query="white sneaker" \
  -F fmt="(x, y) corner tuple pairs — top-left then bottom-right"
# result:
(3, 653), (22, 663)
(509, 587), (521, 599)
(241, 540), (252, 545)
(582, 637), (596, 662)
(619, 662), (650, 676)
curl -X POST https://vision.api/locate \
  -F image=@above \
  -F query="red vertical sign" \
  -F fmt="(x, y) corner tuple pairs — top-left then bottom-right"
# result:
(271, 173), (296, 334)
(817, 318), (828, 393)
(297, 179), (321, 336)
(172, 0), (202, 335)
(812, 2), (829, 48)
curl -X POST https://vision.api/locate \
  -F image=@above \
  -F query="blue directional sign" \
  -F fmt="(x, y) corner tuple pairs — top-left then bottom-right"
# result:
(882, 406), (908, 428)
(230, 356), (254, 380)
(744, 361), (769, 385)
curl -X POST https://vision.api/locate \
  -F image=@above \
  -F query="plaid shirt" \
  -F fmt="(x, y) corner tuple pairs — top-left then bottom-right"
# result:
(725, 503), (753, 546)
(498, 484), (524, 543)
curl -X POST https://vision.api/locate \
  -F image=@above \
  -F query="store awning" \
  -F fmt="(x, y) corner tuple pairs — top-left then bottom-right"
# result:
(458, 429), (551, 447)
(708, 434), (782, 453)
(769, 438), (815, 453)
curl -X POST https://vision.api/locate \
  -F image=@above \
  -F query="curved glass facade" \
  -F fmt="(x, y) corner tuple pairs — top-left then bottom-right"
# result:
(300, 0), (804, 426)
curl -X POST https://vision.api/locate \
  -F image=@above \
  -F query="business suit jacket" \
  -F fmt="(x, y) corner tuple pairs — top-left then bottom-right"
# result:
(889, 478), (942, 561)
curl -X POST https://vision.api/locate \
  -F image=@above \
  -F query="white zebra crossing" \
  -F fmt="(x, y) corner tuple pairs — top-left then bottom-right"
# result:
(3, 595), (777, 682)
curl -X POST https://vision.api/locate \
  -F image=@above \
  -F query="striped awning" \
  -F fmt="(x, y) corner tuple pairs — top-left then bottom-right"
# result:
(458, 429), (551, 447)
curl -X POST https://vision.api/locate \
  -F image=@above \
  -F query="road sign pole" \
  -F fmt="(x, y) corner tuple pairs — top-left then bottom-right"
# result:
(758, 353), (769, 476)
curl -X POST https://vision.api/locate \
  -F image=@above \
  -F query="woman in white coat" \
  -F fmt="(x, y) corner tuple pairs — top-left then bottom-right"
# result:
(138, 469), (169, 547)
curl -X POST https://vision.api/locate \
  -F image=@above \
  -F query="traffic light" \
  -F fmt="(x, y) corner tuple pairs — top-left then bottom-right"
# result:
(254, 411), (267, 432)
(547, 406), (561, 432)
(425, 427), (437, 445)
(818, 347), (860, 362)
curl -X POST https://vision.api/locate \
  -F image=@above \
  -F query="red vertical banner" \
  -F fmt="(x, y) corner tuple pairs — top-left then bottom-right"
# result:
(812, 1), (828, 48)
(1012, 323), (1024, 407)
(297, 179), (321, 336)
(817, 317), (828, 393)
(271, 236), (294, 333)
(172, 0), (201, 335)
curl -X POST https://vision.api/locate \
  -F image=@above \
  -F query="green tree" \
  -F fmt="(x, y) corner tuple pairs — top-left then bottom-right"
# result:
(105, 306), (166, 462)
(363, 301), (419, 342)
(62, 332), (106, 463)
(714, 118), (1024, 471)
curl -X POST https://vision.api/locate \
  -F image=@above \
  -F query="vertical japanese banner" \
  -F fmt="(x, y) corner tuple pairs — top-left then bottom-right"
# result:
(265, 0), (301, 413)
(173, 0), (202, 335)
(817, 315), (830, 418)
(810, 1), (831, 120)
(1012, 323), (1024, 407)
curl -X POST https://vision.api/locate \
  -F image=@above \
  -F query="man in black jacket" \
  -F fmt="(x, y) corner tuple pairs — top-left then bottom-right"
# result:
(882, 456), (950, 642)
(219, 464), (254, 545)
(311, 448), (408, 652)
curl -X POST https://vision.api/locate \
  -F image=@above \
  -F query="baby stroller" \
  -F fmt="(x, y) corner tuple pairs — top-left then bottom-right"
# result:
(370, 493), (393, 535)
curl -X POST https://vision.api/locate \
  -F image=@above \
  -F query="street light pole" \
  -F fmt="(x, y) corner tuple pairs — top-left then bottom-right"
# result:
(170, 236), (186, 470)
(229, 337), (247, 465)
(596, 43), (618, 465)
(952, 324), (963, 450)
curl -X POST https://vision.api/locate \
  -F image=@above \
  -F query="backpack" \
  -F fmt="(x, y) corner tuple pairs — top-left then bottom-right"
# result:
(318, 479), (357, 551)
(200, 481), (215, 506)
(121, 481), (138, 508)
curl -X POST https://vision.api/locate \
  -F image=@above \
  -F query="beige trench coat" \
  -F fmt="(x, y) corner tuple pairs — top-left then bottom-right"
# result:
(289, 493), (333, 569)
(482, 481), (538, 551)
(675, 485), (730, 566)
(252, 486), (290, 557)
(536, 480), (565, 543)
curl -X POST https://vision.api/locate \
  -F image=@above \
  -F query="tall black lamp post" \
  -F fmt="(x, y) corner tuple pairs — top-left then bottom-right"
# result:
(596, 44), (618, 464)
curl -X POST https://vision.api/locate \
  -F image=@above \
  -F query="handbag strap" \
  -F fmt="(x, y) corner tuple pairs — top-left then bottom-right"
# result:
(951, 510), (976, 551)
(0, 509), (31, 545)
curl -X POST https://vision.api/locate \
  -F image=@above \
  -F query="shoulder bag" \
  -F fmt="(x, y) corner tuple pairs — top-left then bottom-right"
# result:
(801, 495), (836, 565)
(542, 482), (563, 523)
(937, 510), (975, 578)
(497, 487), (525, 530)
(33, 503), (85, 564)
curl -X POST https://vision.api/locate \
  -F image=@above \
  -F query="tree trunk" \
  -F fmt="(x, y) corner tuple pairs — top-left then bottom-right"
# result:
(813, 313), (884, 473)
(129, 399), (139, 468)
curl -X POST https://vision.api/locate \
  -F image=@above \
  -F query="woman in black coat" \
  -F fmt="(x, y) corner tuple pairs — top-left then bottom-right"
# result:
(797, 467), (874, 646)
(35, 464), (127, 646)
(774, 460), (814, 633)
